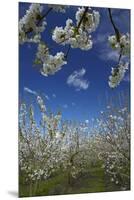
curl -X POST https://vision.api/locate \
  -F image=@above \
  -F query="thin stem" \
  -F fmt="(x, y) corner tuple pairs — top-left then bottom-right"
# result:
(37, 7), (53, 26)
(118, 52), (122, 63)
(108, 8), (120, 42)
(65, 45), (71, 59)
(118, 47), (123, 63)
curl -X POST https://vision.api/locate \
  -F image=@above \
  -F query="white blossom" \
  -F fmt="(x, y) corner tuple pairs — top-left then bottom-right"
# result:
(108, 33), (130, 56)
(35, 42), (67, 76)
(52, 7), (100, 51)
(36, 42), (49, 63)
(37, 95), (46, 112)
(19, 3), (47, 44)
(75, 7), (100, 33)
(52, 26), (67, 44)
(108, 62), (129, 88)
(41, 52), (67, 76)
(52, 19), (93, 50)
(69, 28), (93, 50)
(48, 4), (69, 13)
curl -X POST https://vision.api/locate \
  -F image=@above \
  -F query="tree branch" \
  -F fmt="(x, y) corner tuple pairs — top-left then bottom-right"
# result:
(77, 7), (89, 30)
(108, 8), (123, 63)
(37, 7), (53, 26)
(118, 51), (122, 63)
(108, 8), (120, 42)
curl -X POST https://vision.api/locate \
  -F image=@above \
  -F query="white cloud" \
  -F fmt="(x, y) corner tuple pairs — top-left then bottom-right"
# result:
(99, 48), (119, 62)
(94, 33), (109, 44)
(72, 102), (76, 106)
(99, 47), (130, 63)
(44, 94), (49, 100)
(24, 87), (50, 101)
(67, 68), (89, 91)
(106, 51), (119, 61)
(85, 119), (89, 124)
(63, 104), (68, 109)
(24, 87), (37, 96)
(52, 94), (56, 98)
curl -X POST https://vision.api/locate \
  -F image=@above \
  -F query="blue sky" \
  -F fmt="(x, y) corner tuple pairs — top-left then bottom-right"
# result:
(19, 3), (130, 122)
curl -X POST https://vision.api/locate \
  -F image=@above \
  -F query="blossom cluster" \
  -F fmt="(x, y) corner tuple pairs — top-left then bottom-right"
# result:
(108, 33), (130, 56)
(76, 7), (100, 33)
(19, 3), (47, 44)
(36, 42), (67, 76)
(52, 7), (100, 50)
(108, 62), (129, 88)
(48, 4), (69, 13)
(41, 52), (67, 76)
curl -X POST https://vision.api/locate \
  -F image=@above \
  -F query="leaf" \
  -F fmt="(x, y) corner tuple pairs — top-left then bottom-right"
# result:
(34, 59), (42, 65)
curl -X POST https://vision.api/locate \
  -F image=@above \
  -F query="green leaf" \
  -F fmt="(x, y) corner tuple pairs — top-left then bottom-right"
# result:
(34, 59), (42, 65)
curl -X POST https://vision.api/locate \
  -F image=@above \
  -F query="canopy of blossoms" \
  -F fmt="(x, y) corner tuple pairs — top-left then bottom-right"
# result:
(19, 3), (130, 88)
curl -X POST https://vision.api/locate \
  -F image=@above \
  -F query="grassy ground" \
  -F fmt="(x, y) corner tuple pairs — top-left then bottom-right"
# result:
(19, 165), (122, 197)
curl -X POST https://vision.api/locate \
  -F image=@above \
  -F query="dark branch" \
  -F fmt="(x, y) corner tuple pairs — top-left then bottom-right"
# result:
(108, 8), (120, 42)
(77, 7), (89, 30)
(108, 8), (123, 64)
(118, 48), (123, 63)
(37, 7), (53, 26)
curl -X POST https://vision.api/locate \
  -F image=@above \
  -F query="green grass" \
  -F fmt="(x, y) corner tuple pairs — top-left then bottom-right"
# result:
(19, 166), (121, 197)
